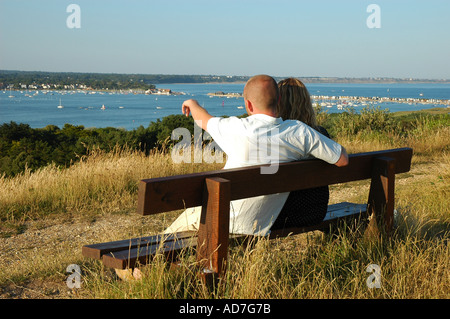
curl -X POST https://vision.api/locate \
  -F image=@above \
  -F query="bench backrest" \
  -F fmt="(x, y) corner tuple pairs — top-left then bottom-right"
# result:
(137, 147), (413, 216)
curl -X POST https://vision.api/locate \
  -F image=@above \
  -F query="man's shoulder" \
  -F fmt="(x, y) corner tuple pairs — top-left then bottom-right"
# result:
(210, 116), (244, 126)
(207, 116), (246, 134)
(277, 119), (310, 132)
(211, 115), (310, 133)
(212, 115), (270, 127)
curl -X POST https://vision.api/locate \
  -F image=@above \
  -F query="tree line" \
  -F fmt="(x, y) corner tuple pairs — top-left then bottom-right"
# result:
(0, 70), (157, 91)
(0, 70), (250, 91)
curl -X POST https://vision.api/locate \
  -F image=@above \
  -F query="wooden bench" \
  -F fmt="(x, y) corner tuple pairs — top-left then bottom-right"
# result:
(82, 147), (413, 282)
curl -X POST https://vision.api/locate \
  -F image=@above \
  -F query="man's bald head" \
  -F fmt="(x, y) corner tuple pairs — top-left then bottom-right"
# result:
(243, 75), (279, 113)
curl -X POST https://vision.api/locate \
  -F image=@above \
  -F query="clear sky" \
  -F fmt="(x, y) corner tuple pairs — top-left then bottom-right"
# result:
(1, 0), (449, 79)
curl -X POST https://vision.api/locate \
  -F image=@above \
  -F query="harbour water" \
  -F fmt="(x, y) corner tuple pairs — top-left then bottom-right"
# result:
(1, 82), (449, 131)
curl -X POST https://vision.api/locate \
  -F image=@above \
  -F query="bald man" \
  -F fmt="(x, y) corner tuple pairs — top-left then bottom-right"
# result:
(170, 74), (348, 235)
(181, 75), (279, 128)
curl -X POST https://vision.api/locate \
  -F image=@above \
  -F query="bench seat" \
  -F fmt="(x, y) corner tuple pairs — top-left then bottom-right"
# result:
(82, 202), (368, 269)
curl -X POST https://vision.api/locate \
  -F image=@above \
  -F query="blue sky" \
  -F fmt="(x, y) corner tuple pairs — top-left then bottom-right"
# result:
(1, 0), (449, 79)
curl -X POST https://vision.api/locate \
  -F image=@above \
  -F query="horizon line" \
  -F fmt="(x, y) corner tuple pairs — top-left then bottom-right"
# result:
(1, 69), (449, 82)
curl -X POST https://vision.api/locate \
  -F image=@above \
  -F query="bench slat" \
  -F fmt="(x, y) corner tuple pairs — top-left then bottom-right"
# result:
(102, 236), (198, 269)
(323, 202), (367, 221)
(81, 231), (196, 260)
(138, 148), (412, 215)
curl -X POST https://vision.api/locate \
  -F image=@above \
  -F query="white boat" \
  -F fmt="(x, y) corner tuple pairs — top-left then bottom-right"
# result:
(101, 104), (106, 110)
(57, 98), (64, 108)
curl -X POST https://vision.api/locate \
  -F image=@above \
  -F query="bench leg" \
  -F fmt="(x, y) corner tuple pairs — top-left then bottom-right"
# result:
(197, 177), (231, 285)
(366, 156), (395, 238)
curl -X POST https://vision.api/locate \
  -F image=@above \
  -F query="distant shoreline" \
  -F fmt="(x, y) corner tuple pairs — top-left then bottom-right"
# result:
(1, 70), (449, 90)
(293, 78), (450, 84)
(150, 80), (450, 85)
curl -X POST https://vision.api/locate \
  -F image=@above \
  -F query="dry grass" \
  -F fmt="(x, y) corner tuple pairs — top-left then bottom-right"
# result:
(0, 146), (222, 224)
(80, 152), (449, 299)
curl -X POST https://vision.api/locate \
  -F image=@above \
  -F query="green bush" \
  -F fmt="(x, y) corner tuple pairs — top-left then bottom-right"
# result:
(314, 105), (449, 142)
(0, 115), (196, 177)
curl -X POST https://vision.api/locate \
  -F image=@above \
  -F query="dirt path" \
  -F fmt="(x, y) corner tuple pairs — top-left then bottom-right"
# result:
(0, 212), (163, 298)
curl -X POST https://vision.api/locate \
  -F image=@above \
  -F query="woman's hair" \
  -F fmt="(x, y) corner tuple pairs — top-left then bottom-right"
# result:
(277, 77), (318, 129)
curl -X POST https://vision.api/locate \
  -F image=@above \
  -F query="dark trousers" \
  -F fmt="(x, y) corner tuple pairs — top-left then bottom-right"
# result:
(271, 186), (329, 230)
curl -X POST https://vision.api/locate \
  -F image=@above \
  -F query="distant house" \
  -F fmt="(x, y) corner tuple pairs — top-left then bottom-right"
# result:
(151, 88), (172, 95)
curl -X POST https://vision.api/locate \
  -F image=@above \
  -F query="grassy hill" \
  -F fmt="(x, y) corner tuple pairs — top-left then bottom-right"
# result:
(0, 108), (448, 299)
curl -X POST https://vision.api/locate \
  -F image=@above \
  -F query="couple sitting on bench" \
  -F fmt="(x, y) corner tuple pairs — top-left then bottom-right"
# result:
(165, 75), (349, 236)
(85, 74), (411, 281)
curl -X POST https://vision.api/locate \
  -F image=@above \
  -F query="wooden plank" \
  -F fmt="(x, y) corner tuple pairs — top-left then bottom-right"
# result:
(102, 236), (197, 269)
(197, 177), (231, 280)
(101, 234), (251, 270)
(137, 148), (412, 216)
(323, 202), (368, 221)
(366, 157), (396, 237)
(82, 231), (196, 260)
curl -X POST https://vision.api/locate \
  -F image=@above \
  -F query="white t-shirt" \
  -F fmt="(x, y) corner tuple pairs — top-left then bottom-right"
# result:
(165, 114), (342, 236)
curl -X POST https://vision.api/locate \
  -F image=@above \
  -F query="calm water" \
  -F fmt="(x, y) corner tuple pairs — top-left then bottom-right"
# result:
(1, 83), (449, 130)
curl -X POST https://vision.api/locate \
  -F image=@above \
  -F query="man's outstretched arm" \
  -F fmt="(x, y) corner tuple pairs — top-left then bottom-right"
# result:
(182, 99), (213, 131)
